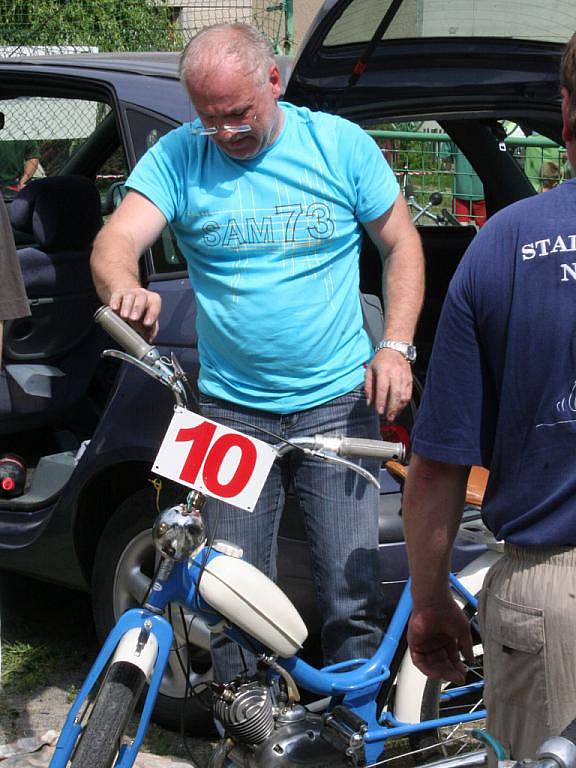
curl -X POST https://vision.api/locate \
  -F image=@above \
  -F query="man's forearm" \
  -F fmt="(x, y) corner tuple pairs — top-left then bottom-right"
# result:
(19, 158), (39, 187)
(91, 224), (142, 304)
(403, 454), (470, 608)
(382, 231), (424, 341)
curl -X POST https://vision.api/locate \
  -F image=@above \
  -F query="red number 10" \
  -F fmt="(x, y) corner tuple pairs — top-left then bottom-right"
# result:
(176, 421), (257, 498)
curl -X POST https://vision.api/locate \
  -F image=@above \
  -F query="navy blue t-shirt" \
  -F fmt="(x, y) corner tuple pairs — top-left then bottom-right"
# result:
(412, 179), (576, 546)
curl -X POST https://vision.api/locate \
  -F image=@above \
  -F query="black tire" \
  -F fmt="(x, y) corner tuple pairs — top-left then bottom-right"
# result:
(71, 661), (145, 768)
(409, 615), (484, 761)
(91, 486), (214, 735)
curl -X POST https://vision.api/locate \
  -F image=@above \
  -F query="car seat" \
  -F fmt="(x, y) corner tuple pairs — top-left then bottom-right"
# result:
(0, 175), (105, 435)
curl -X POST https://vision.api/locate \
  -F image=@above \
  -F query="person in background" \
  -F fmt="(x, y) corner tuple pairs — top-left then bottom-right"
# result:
(442, 141), (486, 226)
(525, 144), (564, 191)
(0, 138), (40, 199)
(90, 23), (424, 682)
(403, 29), (576, 761)
(0, 197), (30, 361)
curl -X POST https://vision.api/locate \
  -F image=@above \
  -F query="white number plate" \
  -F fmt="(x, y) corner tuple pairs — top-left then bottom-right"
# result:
(152, 407), (276, 512)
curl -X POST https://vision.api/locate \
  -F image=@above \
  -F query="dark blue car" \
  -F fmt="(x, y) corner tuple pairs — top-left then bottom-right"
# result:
(0, 0), (570, 732)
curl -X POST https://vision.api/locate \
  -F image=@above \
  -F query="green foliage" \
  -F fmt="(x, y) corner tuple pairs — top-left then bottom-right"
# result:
(2, 640), (86, 693)
(0, 0), (183, 52)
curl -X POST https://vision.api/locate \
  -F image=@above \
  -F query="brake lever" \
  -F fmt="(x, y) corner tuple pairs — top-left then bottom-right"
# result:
(102, 349), (189, 408)
(303, 449), (380, 489)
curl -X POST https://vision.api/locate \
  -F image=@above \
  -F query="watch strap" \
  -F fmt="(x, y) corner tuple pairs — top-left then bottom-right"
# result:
(374, 339), (417, 363)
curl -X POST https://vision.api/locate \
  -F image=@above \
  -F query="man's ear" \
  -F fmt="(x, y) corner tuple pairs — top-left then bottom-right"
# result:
(561, 87), (574, 143)
(269, 64), (282, 99)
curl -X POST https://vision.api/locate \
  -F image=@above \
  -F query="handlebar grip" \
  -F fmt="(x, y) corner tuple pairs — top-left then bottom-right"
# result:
(338, 437), (405, 463)
(94, 305), (158, 362)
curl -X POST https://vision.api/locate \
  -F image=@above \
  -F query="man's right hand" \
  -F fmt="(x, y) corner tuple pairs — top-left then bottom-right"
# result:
(407, 597), (475, 684)
(108, 287), (162, 342)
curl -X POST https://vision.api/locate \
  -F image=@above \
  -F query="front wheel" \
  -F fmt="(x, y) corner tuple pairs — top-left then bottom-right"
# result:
(71, 661), (146, 768)
(91, 486), (214, 734)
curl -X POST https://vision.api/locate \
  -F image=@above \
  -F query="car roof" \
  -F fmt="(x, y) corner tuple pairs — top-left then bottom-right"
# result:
(0, 51), (294, 83)
(0, 51), (181, 78)
(0, 52), (294, 124)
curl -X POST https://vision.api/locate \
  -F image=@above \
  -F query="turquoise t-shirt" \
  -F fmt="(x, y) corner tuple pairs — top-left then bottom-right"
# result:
(126, 103), (399, 413)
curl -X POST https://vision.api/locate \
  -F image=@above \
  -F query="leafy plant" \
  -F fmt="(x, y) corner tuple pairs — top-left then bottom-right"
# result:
(0, 0), (183, 52)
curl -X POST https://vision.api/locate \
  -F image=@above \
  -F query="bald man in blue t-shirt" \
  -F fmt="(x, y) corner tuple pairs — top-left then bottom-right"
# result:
(91, 23), (424, 682)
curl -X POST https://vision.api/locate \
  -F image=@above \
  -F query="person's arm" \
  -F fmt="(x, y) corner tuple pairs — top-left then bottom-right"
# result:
(90, 190), (168, 341)
(362, 194), (425, 421)
(17, 157), (39, 189)
(0, 197), (30, 366)
(402, 453), (474, 683)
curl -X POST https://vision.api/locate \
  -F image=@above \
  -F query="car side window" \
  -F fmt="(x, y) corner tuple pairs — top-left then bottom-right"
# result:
(0, 96), (128, 206)
(125, 106), (186, 275)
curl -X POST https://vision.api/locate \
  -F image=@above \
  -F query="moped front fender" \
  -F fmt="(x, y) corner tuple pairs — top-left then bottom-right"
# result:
(51, 609), (173, 768)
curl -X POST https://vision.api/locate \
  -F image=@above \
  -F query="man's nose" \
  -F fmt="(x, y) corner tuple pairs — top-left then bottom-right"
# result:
(217, 126), (237, 140)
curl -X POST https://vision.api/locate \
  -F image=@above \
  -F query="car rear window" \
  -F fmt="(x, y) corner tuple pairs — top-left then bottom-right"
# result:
(324, 0), (576, 47)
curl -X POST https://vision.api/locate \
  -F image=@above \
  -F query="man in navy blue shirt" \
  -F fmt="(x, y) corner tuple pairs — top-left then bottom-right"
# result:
(403, 32), (576, 760)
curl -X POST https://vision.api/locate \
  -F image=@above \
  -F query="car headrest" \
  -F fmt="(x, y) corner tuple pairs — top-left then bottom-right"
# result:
(9, 175), (103, 252)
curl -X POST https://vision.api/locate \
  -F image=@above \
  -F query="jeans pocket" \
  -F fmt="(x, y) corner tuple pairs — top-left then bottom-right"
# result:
(483, 589), (549, 722)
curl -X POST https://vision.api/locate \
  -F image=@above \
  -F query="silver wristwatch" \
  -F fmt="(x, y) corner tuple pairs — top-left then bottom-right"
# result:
(374, 339), (417, 364)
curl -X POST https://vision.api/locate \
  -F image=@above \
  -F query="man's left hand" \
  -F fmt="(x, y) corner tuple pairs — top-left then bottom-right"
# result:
(408, 599), (475, 684)
(365, 348), (412, 421)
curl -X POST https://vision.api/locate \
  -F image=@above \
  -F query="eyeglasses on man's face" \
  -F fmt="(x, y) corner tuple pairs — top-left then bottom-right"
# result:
(191, 112), (257, 136)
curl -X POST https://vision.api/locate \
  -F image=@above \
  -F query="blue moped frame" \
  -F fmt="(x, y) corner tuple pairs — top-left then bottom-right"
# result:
(52, 548), (484, 768)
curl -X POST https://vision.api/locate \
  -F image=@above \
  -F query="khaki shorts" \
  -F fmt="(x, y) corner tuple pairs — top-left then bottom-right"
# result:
(478, 544), (576, 761)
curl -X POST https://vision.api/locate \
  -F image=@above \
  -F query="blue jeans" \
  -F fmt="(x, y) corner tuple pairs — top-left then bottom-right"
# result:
(199, 385), (385, 681)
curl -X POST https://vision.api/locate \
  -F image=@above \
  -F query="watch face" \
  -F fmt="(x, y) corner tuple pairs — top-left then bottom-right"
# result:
(406, 346), (417, 362)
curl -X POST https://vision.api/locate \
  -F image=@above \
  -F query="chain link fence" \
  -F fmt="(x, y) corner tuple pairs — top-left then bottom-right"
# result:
(0, 0), (294, 57)
(368, 127), (569, 227)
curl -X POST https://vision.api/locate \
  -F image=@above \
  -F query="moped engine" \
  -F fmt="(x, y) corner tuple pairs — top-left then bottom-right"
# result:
(211, 680), (367, 768)
(213, 680), (275, 744)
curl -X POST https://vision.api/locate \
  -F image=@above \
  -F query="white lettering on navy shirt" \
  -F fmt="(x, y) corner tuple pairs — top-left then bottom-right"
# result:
(520, 233), (576, 280)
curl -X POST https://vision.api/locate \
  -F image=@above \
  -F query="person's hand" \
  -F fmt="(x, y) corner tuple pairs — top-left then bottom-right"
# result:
(407, 598), (475, 684)
(365, 348), (413, 421)
(108, 287), (162, 343)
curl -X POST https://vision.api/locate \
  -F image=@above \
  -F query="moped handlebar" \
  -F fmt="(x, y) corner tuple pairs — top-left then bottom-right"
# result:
(94, 305), (160, 363)
(276, 435), (404, 463)
(93, 306), (406, 481)
(94, 305), (191, 408)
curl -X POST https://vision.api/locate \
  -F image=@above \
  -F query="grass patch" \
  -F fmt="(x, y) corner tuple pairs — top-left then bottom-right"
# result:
(2, 640), (86, 693)
(66, 684), (79, 703)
